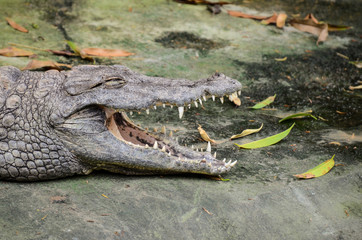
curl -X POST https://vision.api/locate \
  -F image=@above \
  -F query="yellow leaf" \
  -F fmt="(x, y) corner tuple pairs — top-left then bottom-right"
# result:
(294, 155), (335, 179)
(197, 125), (216, 144)
(230, 123), (263, 140)
(101, 194), (109, 199)
(275, 57), (287, 61)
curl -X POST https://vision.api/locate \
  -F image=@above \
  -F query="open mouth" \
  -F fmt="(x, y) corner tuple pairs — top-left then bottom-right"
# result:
(103, 91), (241, 173)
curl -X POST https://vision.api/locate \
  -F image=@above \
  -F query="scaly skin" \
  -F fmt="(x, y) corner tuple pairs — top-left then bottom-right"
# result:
(0, 65), (242, 181)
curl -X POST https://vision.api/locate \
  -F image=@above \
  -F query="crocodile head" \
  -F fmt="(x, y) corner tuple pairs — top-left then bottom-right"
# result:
(0, 65), (241, 180)
(57, 65), (241, 176)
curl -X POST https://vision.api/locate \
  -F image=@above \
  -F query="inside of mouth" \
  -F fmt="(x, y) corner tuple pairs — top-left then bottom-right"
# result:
(106, 111), (177, 156)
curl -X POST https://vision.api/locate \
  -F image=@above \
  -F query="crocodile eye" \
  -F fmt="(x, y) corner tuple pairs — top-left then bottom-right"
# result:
(104, 77), (127, 88)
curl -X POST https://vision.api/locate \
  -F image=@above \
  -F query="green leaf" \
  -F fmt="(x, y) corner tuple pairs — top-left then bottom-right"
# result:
(294, 155), (335, 179)
(279, 112), (317, 123)
(230, 123), (263, 139)
(235, 123), (295, 149)
(250, 94), (276, 109)
(66, 41), (82, 56)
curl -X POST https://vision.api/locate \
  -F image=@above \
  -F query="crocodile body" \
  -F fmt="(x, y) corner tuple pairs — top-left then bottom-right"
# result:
(0, 65), (241, 181)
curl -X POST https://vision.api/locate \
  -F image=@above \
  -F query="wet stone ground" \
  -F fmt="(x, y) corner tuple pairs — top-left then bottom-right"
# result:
(0, 0), (361, 239)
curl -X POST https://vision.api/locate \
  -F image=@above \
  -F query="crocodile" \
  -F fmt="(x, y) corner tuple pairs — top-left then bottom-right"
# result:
(0, 65), (242, 181)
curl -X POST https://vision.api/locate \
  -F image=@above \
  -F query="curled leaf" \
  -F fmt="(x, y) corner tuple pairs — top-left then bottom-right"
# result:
(0, 46), (34, 57)
(198, 125), (216, 144)
(279, 112), (317, 123)
(235, 123), (294, 149)
(289, 17), (328, 45)
(294, 155), (335, 179)
(230, 123), (263, 140)
(5, 17), (28, 33)
(275, 57), (287, 62)
(250, 94), (276, 109)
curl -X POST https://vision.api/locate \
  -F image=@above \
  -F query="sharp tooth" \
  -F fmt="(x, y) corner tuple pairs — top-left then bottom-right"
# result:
(146, 109), (150, 115)
(178, 157), (181, 161)
(161, 146), (166, 152)
(168, 152), (171, 156)
(145, 144), (149, 148)
(223, 158), (226, 163)
(230, 160), (237, 167)
(196, 148), (199, 152)
(220, 97), (224, 104)
(191, 145), (194, 149)
(188, 103), (191, 109)
(153, 128), (158, 132)
(225, 160), (231, 167)
(161, 126), (166, 134)
(153, 105), (157, 110)
(201, 148), (203, 152)
(198, 98), (203, 105)
(238, 90), (241, 96)
(178, 106), (184, 119)
(176, 137), (179, 142)
(130, 111), (133, 116)
(163, 103), (166, 108)
(212, 95), (215, 101)
(203, 95), (207, 101)
(171, 105), (173, 109)
(206, 141), (211, 152)
(153, 141), (158, 149)
(213, 152), (217, 158)
(194, 101), (198, 108)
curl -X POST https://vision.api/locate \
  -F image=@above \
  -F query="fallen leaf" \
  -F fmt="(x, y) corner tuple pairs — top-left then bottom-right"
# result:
(336, 52), (349, 60)
(198, 125), (216, 144)
(101, 194), (109, 199)
(349, 85), (362, 90)
(227, 10), (267, 20)
(304, 13), (319, 24)
(230, 123), (263, 140)
(275, 57), (287, 61)
(329, 141), (341, 146)
(82, 48), (135, 57)
(22, 60), (72, 70)
(41, 215), (48, 221)
(66, 41), (93, 61)
(47, 49), (75, 56)
(235, 123), (295, 149)
(327, 23), (352, 31)
(289, 18), (328, 45)
(261, 13), (278, 25)
(349, 61), (362, 68)
(50, 195), (67, 203)
(202, 207), (213, 215)
(250, 94), (276, 109)
(279, 112), (317, 123)
(294, 155), (335, 179)
(276, 13), (288, 28)
(0, 46), (34, 57)
(336, 110), (346, 115)
(174, 0), (230, 5)
(5, 17), (28, 33)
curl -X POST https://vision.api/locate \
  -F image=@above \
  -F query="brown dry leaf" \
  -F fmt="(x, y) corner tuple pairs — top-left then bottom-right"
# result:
(304, 13), (319, 24)
(82, 48), (135, 57)
(47, 49), (75, 57)
(227, 10), (267, 20)
(289, 18), (328, 45)
(276, 13), (288, 28)
(50, 195), (67, 203)
(22, 60), (72, 71)
(198, 125), (216, 144)
(5, 17), (28, 33)
(0, 46), (34, 57)
(261, 13), (277, 25)
(174, 0), (230, 5)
